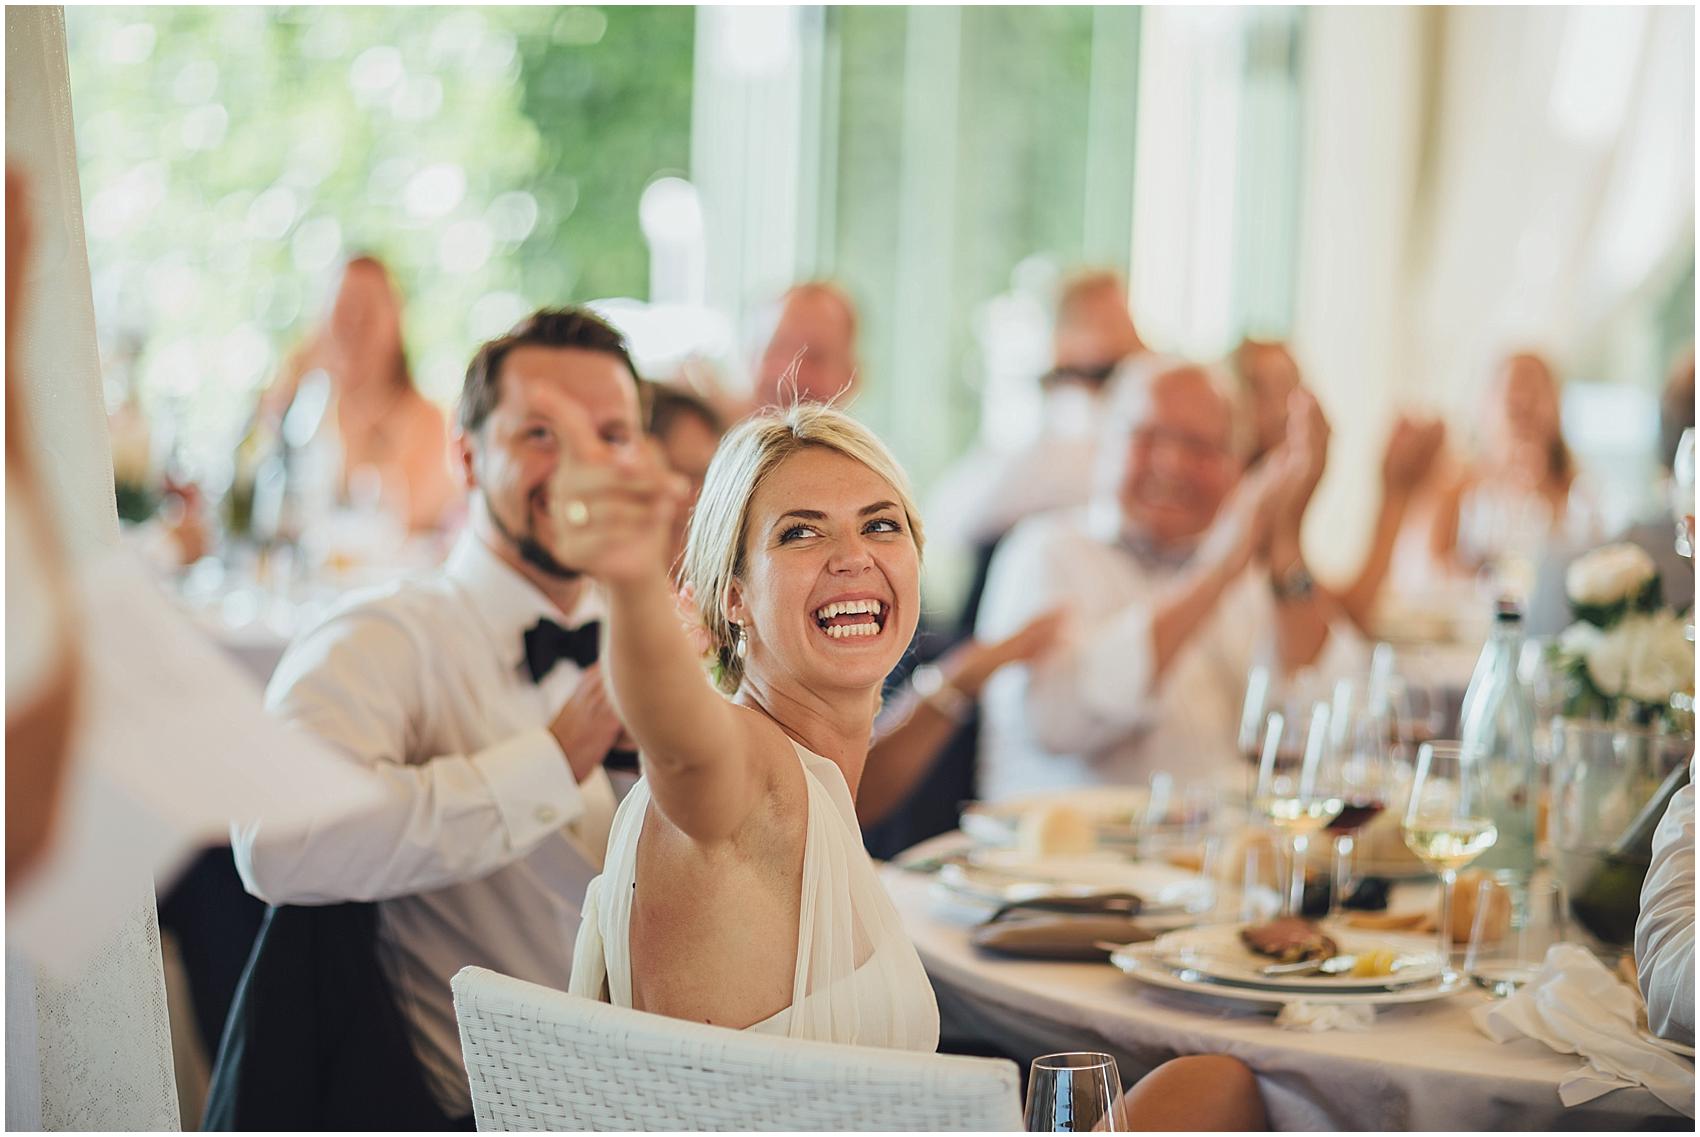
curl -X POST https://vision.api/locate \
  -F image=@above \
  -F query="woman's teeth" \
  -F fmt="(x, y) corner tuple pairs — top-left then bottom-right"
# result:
(814, 599), (885, 638)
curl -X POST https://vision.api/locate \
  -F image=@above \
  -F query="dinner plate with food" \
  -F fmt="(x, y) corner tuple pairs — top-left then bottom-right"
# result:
(1109, 941), (1470, 1008)
(936, 856), (1220, 920)
(1147, 918), (1447, 992)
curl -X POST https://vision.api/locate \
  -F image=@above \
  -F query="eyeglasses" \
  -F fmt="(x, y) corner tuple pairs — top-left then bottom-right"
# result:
(1129, 425), (1230, 461)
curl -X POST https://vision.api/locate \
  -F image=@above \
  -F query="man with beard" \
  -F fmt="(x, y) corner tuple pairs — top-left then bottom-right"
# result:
(230, 309), (647, 1125)
(974, 358), (1360, 796)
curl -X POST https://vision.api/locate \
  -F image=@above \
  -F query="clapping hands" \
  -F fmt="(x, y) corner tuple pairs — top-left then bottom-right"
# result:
(1381, 414), (1445, 496)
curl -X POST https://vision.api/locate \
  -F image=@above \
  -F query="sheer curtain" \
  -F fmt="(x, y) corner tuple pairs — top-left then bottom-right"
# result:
(4, 6), (180, 1130)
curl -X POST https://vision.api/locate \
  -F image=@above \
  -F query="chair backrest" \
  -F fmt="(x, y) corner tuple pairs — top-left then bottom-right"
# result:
(452, 966), (1023, 1132)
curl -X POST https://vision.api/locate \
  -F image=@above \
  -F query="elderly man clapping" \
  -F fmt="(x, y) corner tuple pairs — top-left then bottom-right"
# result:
(975, 357), (1361, 797)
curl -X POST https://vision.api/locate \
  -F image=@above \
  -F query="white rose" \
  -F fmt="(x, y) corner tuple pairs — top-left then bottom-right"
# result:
(1583, 611), (1695, 703)
(1558, 620), (1602, 659)
(1565, 542), (1657, 607)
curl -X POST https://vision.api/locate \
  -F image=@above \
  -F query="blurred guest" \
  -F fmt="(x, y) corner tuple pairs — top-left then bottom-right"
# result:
(647, 382), (726, 574)
(263, 255), (461, 533)
(1636, 754), (1694, 1045)
(1230, 338), (1302, 467)
(1528, 349), (1696, 632)
(927, 269), (1147, 562)
(1429, 351), (1602, 582)
(1053, 269), (1145, 373)
(5, 169), (79, 892)
(976, 359), (1359, 795)
(749, 280), (861, 412)
(1228, 338), (1452, 631)
(227, 309), (643, 1125)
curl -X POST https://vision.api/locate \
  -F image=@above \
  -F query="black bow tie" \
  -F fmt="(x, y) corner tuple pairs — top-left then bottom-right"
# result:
(522, 618), (601, 683)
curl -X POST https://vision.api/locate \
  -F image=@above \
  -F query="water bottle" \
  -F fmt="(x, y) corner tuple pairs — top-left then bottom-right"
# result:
(1459, 601), (1540, 882)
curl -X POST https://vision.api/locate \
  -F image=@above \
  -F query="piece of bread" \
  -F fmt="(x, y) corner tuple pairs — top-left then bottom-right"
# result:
(1451, 869), (1511, 945)
(1016, 803), (1097, 858)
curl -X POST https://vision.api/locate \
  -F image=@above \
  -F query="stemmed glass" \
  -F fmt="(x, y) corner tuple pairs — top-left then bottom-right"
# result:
(1401, 741), (1499, 970)
(1324, 680), (1398, 919)
(1024, 1052), (1123, 1132)
(1253, 702), (1342, 916)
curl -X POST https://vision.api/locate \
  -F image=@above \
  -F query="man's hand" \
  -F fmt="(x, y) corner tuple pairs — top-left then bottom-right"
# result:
(1269, 386), (1330, 541)
(548, 663), (625, 783)
(952, 606), (1069, 694)
(1380, 414), (1445, 498)
(533, 387), (689, 587)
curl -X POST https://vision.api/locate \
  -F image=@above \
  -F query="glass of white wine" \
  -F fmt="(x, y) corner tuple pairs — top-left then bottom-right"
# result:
(1254, 702), (1343, 916)
(1401, 741), (1499, 967)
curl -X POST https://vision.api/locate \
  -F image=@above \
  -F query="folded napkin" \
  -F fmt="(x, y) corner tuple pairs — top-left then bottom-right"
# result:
(971, 915), (1154, 961)
(1472, 943), (1695, 1117)
(1273, 1001), (1376, 1032)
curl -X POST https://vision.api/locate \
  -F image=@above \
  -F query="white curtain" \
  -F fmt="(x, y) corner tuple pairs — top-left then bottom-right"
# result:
(1287, 5), (1694, 577)
(4, 7), (180, 1130)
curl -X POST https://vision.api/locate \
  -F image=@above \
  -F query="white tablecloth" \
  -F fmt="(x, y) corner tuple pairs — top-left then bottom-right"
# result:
(886, 837), (1690, 1131)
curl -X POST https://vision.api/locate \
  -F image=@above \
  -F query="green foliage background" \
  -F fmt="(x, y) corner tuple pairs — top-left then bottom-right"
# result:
(66, 5), (694, 485)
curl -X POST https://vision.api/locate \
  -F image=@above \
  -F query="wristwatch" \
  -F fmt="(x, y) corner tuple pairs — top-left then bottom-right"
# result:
(912, 664), (974, 723)
(1270, 560), (1316, 602)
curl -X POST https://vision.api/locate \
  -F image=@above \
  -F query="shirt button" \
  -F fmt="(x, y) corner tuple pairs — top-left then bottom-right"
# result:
(535, 805), (558, 825)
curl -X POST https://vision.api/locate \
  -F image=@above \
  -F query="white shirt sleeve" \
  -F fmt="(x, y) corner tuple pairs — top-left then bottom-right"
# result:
(232, 603), (588, 905)
(1636, 761), (1695, 1045)
(977, 519), (1161, 759)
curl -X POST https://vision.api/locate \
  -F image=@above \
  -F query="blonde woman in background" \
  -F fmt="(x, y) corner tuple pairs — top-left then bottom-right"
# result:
(1429, 351), (1602, 584)
(554, 398), (1267, 1129)
(264, 255), (461, 533)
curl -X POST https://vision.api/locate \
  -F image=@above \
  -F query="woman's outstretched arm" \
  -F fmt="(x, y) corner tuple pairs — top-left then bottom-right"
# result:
(538, 390), (782, 844)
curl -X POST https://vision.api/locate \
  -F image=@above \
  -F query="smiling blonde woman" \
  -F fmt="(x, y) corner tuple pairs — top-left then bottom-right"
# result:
(550, 398), (1266, 1128)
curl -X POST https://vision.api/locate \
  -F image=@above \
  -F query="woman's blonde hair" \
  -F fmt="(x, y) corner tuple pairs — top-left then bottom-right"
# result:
(681, 403), (924, 694)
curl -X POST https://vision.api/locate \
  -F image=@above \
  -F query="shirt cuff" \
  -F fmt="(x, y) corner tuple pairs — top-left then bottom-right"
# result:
(1075, 603), (1157, 726)
(475, 727), (585, 850)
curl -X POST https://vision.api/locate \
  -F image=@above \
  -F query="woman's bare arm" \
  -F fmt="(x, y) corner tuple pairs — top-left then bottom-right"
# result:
(539, 390), (783, 844)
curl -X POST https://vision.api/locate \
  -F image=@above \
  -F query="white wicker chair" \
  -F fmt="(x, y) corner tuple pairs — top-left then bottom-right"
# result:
(451, 966), (1023, 1132)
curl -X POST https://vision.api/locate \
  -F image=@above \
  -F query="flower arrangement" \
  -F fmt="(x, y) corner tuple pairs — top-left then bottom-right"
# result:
(1551, 543), (1694, 725)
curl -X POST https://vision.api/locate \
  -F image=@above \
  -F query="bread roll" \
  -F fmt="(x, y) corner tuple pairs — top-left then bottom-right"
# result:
(1016, 803), (1097, 858)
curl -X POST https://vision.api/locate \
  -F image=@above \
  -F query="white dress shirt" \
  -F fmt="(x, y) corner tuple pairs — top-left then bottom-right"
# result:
(1636, 755), (1695, 1046)
(975, 503), (1360, 799)
(232, 532), (617, 1117)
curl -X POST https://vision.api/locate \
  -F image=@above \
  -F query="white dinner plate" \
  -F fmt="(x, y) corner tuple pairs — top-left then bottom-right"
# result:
(1109, 942), (1470, 1007)
(944, 855), (1216, 913)
(1148, 924), (1446, 991)
(960, 788), (1153, 847)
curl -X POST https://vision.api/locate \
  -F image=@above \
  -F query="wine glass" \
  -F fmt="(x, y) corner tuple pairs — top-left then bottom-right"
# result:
(1024, 1052), (1123, 1132)
(1254, 702), (1342, 916)
(1325, 680), (1397, 919)
(1463, 875), (1566, 997)
(1401, 741), (1499, 969)
(1237, 665), (1274, 767)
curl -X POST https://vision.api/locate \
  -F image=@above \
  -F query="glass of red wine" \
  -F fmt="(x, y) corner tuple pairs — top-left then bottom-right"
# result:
(1325, 678), (1397, 920)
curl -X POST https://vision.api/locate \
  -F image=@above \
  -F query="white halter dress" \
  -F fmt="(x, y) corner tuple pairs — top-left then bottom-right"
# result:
(568, 740), (940, 1051)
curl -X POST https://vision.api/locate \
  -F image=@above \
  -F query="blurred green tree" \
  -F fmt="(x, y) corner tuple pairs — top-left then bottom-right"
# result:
(66, 5), (693, 489)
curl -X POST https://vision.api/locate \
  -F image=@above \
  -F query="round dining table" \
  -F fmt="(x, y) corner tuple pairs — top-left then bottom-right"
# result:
(885, 834), (1691, 1131)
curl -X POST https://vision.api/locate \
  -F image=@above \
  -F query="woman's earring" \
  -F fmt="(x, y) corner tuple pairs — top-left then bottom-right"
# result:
(733, 622), (748, 661)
